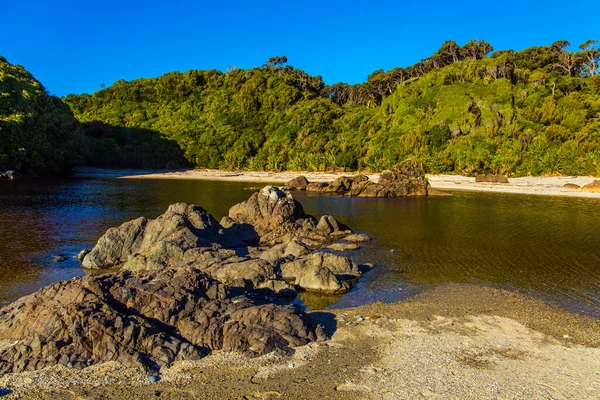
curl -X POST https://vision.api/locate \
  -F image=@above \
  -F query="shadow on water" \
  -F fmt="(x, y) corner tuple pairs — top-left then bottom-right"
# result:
(0, 388), (12, 397)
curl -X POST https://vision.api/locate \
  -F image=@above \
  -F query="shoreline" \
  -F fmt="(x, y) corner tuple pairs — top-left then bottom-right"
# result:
(1, 283), (599, 399)
(80, 168), (600, 199)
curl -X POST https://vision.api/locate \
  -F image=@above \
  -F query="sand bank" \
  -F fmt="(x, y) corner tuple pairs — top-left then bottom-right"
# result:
(104, 168), (600, 199)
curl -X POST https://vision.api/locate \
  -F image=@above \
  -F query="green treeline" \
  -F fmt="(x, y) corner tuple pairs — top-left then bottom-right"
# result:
(65, 39), (600, 176)
(0, 56), (85, 175)
(3, 39), (600, 176)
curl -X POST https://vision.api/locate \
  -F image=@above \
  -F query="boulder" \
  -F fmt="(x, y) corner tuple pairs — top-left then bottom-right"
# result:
(82, 204), (255, 271)
(82, 217), (148, 269)
(343, 233), (371, 243)
(287, 176), (309, 190)
(228, 186), (305, 236)
(368, 161), (430, 197)
(327, 242), (361, 251)
(305, 182), (328, 192)
(317, 215), (349, 235)
(0, 267), (323, 376)
(76, 249), (90, 261)
(582, 180), (600, 192)
(280, 252), (362, 294)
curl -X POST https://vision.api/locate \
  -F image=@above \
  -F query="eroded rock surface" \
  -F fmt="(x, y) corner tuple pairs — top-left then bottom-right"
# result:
(0, 267), (323, 376)
(286, 161), (432, 197)
(82, 186), (370, 295)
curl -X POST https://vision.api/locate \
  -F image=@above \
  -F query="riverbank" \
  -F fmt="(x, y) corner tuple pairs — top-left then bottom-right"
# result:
(102, 168), (600, 199)
(1, 283), (598, 399)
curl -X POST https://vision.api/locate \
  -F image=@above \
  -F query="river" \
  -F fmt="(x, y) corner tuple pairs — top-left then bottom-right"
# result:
(1, 177), (599, 316)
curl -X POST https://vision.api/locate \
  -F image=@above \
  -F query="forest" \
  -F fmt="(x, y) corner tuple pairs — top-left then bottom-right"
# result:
(2, 39), (599, 176)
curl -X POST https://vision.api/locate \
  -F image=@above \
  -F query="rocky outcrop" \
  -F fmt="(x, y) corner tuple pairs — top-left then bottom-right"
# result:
(226, 186), (354, 245)
(287, 176), (309, 190)
(475, 175), (509, 183)
(582, 180), (600, 192)
(81, 187), (370, 296)
(82, 203), (255, 271)
(0, 267), (323, 376)
(286, 161), (432, 197)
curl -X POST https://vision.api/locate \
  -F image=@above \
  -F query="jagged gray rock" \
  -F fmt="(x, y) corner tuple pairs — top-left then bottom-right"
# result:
(81, 187), (370, 296)
(0, 267), (324, 376)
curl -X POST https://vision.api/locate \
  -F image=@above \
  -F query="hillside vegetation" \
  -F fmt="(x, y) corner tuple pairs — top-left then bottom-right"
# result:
(0, 57), (84, 175)
(63, 40), (599, 175)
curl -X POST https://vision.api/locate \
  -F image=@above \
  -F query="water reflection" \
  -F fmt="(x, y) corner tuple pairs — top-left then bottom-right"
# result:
(1, 178), (599, 316)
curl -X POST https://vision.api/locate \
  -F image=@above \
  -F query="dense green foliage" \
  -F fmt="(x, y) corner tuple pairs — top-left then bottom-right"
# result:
(0, 56), (84, 174)
(65, 40), (600, 175)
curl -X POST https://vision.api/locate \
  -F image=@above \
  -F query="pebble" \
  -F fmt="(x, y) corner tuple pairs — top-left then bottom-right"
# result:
(54, 255), (68, 263)
(335, 383), (369, 392)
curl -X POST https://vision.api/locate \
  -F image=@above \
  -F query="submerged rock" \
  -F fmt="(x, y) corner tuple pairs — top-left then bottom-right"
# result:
(0, 267), (323, 376)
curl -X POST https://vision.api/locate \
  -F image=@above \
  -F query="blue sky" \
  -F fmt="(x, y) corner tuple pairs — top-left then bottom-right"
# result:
(1, 0), (598, 96)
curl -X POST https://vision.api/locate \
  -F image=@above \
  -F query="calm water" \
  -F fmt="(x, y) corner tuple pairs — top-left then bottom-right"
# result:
(1, 178), (599, 316)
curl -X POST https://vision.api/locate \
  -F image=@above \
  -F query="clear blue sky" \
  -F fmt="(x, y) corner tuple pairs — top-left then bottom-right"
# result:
(1, 0), (598, 97)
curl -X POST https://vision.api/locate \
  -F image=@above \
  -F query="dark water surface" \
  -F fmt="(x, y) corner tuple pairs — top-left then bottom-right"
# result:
(1, 178), (599, 316)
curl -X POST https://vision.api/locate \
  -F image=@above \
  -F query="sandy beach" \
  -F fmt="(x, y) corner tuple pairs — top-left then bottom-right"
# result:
(96, 168), (600, 199)
(1, 284), (599, 399)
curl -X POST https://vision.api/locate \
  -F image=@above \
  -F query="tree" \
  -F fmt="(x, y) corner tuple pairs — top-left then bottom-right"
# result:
(579, 40), (598, 76)
(552, 40), (578, 76)
(461, 40), (494, 60)
(265, 56), (288, 69)
(436, 40), (462, 64)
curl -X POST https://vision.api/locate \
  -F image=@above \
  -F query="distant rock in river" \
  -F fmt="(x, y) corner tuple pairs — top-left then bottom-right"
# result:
(286, 161), (434, 197)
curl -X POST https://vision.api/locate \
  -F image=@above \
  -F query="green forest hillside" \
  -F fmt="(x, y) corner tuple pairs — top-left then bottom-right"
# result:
(0, 57), (84, 175)
(65, 40), (600, 175)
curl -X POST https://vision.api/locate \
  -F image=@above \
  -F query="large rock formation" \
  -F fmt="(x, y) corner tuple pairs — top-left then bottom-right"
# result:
(287, 161), (432, 197)
(0, 267), (323, 376)
(582, 180), (600, 192)
(82, 186), (369, 296)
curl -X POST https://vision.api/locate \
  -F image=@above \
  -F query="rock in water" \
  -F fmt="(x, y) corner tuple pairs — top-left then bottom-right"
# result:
(76, 249), (90, 261)
(0, 267), (323, 376)
(287, 176), (309, 190)
(81, 187), (370, 295)
(228, 186), (305, 235)
(293, 161), (433, 197)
